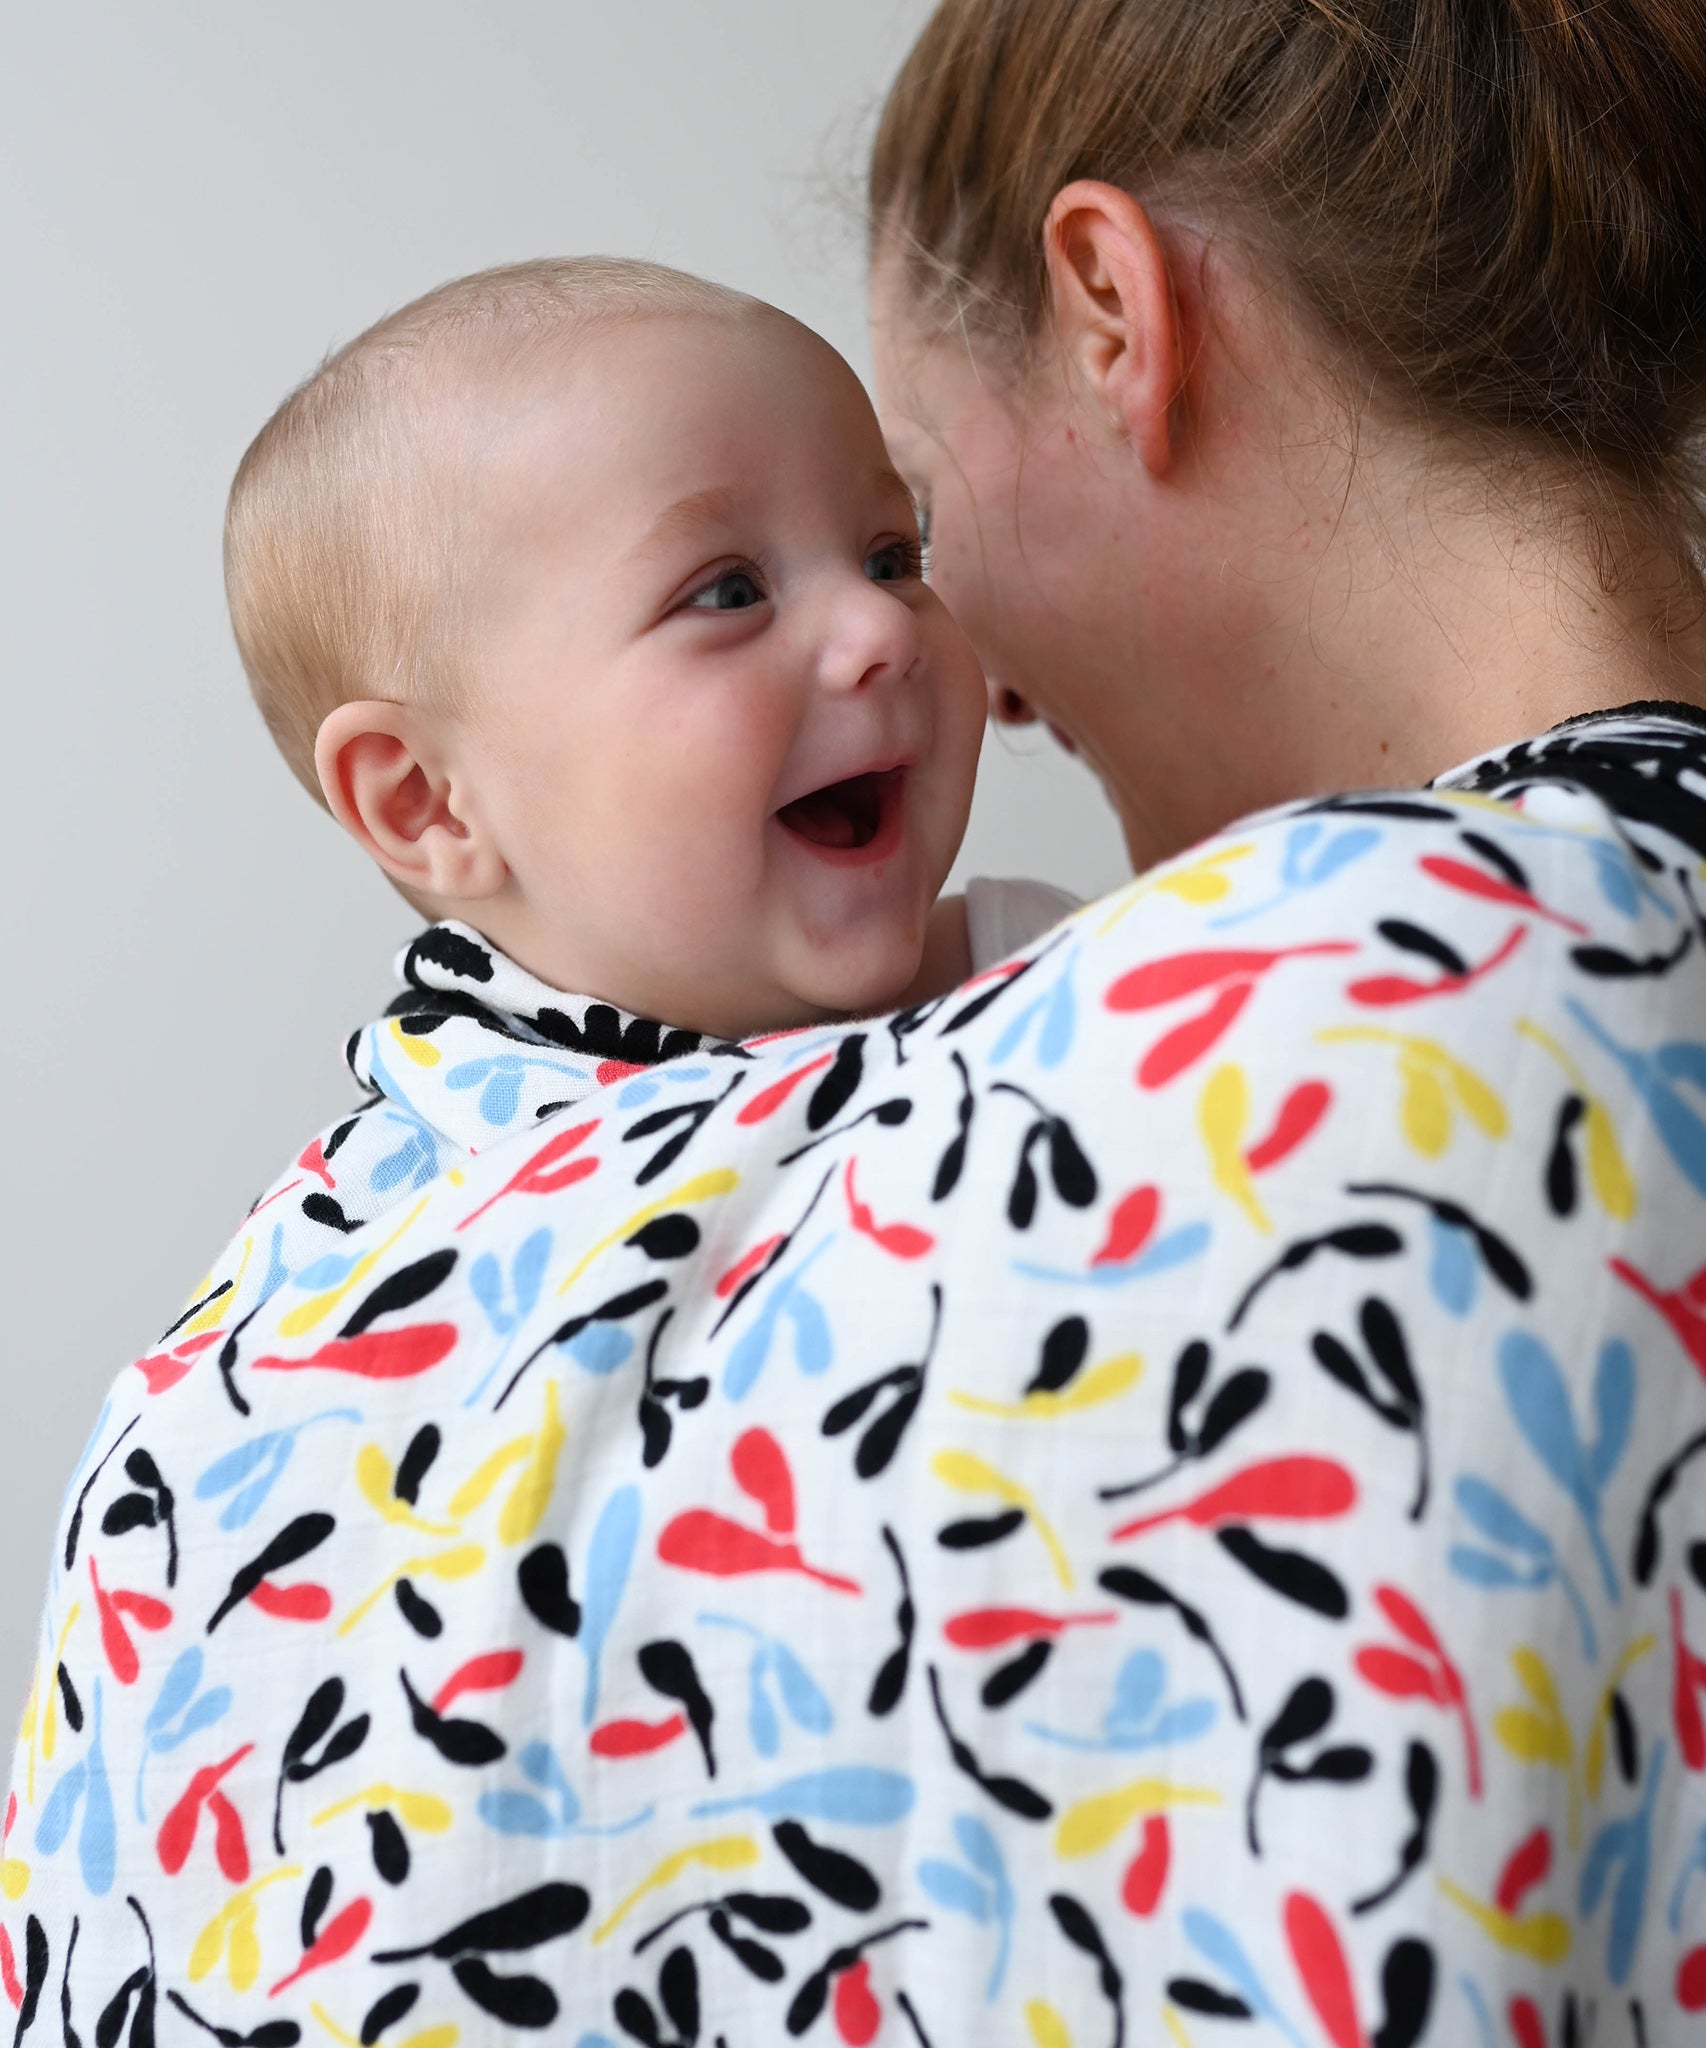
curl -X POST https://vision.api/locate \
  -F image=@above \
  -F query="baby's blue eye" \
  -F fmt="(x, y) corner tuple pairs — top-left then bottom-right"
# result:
(687, 569), (766, 611)
(865, 538), (926, 584)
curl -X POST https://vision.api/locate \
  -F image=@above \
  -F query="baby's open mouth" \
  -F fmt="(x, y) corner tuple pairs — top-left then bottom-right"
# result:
(776, 767), (904, 851)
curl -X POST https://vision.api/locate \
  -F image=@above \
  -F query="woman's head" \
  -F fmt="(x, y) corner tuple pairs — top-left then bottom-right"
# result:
(869, 0), (1706, 860)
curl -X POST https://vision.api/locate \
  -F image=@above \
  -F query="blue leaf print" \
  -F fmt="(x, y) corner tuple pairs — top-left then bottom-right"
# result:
(785, 1289), (833, 1377)
(748, 1654), (782, 1759)
(1588, 1340), (1634, 1490)
(723, 1241), (834, 1400)
(1038, 961), (1078, 1068)
(769, 1641), (833, 1735)
(1451, 1473), (1598, 1660)
(917, 1858), (991, 1921)
(1498, 1331), (1620, 1601)
(35, 1761), (85, 1858)
(511, 1228), (552, 1321)
(1579, 1742), (1664, 1987)
(469, 1252), (511, 1335)
(565, 1326), (634, 1377)
(1447, 1548), (1545, 1590)
(1108, 1650), (1165, 1733)
(1454, 1477), (1552, 1557)
(143, 1649), (203, 1738)
(692, 1767), (915, 1826)
(581, 1486), (641, 1726)
(1567, 1000), (1706, 1196)
(478, 1789), (558, 1837)
(1182, 1907), (1304, 2046)
(1427, 1214), (1477, 1316)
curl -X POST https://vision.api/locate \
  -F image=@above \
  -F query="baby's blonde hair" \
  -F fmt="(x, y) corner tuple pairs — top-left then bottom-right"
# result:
(225, 256), (755, 803)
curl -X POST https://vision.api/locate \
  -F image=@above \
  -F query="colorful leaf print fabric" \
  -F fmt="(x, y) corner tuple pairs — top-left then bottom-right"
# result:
(9, 706), (1706, 2048)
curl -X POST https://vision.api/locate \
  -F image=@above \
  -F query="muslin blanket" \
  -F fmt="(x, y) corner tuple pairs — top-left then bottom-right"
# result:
(6, 708), (1706, 2046)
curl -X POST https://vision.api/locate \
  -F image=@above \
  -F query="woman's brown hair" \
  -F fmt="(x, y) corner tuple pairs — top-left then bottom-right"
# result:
(871, 0), (1706, 547)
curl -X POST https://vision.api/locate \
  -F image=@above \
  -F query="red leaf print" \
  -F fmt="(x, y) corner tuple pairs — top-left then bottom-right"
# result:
(89, 1557), (171, 1685)
(833, 1959), (881, 2046)
(433, 1650), (524, 1715)
(1495, 1828), (1552, 1915)
(1348, 925), (1526, 1007)
(247, 1581), (333, 1623)
(1137, 982), (1255, 1090)
(1092, 1186), (1160, 1267)
(252, 1324), (458, 1381)
(589, 1714), (687, 1758)
(112, 1590), (172, 1631)
(595, 1059), (647, 1086)
(456, 1121), (600, 1230)
(0, 1926), (20, 2010)
(268, 1897), (373, 1996)
(844, 1161), (934, 1260)
(1283, 1891), (1366, 2048)
(657, 1511), (860, 1596)
(208, 1791), (249, 1884)
(1120, 1815), (1170, 1917)
(1419, 856), (1588, 934)
(1353, 1648), (1440, 1703)
(1679, 1944), (1706, 2012)
(1244, 1081), (1331, 1171)
(943, 1608), (1116, 1649)
(157, 1745), (254, 1876)
(1374, 1586), (1444, 1657)
(1111, 1457), (1356, 1540)
(1609, 1258), (1706, 1385)
(716, 1235), (783, 1300)
(1109, 948), (1294, 1010)
(737, 1054), (835, 1126)
(731, 1429), (796, 1536)
(1508, 1996), (1546, 2048)
(135, 1330), (220, 1396)
(1672, 1588), (1706, 1770)
(297, 1138), (336, 1190)
(4, 1793), (14, 1846)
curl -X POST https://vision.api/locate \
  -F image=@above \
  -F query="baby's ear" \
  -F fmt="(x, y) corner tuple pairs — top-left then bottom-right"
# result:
(314, 700), (507, 904)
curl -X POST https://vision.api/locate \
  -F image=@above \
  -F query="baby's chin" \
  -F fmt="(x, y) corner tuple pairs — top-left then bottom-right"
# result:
(770, 925), (931, 1027)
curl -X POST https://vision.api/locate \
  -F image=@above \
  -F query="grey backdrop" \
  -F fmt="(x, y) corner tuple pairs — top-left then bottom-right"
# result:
(0, 2), (1127, 1717)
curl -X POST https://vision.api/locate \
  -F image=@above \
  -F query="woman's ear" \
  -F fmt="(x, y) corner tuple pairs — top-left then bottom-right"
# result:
(1042, 180), (1182, 478)
(314, 700), (508, 905)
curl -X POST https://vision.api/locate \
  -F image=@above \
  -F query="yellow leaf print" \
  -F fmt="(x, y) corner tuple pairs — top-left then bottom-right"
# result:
(354, 1445), (459, 1538)
(1437, 1877), (1572, 1963)
(338, 1543), (485, 1638)
(1397, 1053), (1451, 1156)
(1495, 1647), (1581, 1843)
(1585, 1102), (1637, 1220)
(312, 2004), (457, 2048)
(1199, 1064), (1268, 1231)
(1054, 1779), (1220, 1858)
(930, 1450), (1074, 1589)
(1025, 2001), (1075, 2048)
(311, 1783), (452, 1833)
(1583, 1635), (1655, 1800)
(279, 1197), (430, 1337)
(189, 1866), (301, 1990)
(499, 1381), (565, 1545)
(593, 1835), (760, 1944)
(950, 1353), (1143, 1422)
(558, 1168), (739, 1295)
(389, 1017), (441, 1067)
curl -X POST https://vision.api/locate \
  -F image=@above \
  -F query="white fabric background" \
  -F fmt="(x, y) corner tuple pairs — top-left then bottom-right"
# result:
(0, 3), (1127, 1718)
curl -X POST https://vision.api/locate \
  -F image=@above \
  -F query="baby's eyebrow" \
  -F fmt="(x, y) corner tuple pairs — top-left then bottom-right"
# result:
(630, 484), (750, 561)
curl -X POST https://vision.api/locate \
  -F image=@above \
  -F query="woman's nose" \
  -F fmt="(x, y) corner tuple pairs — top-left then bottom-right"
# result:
(989, 677), (1038, 725)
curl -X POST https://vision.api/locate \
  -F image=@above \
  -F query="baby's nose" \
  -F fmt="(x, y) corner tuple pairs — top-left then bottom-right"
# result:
(819, 582), (924, 693)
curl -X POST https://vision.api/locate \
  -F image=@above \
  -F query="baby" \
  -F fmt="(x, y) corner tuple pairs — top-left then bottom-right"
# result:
(226, 257), (1077, 1049)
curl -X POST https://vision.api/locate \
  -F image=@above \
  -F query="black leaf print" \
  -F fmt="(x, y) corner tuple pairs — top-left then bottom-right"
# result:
(300, 1192), (363, 1235)
(373, 1882), (591, 1962)
(64, 1418), (139, 1570)
(450, 1958), (556, 2029)
(638, 1640), (716, 1776)
(1611, 1691), (1639, 1785)
(628, 1215), (701, 1261)
(982, 1639), (1051, 1708)
(1372, 1937), (1436, 2048)
(102, 1494), (154, 1536)
(16, 1914), (47, 2042)
(927, 1665), (1052, 1820)
(822, 1290), (940, 1480)
(993, 1084), (1098, 1228)
(707, 1909), (785, 1983)
(1098, 1564), (1247, 1720)
(499, 1279), (671, 1409)
(367, 1809), (409, 1885)
(358, 1985), (418, 2045)
(1353, 1741), (1438, 1914)
(855, 1385), (922, 1479)
(1047, 1123), (1096, 1205)
(407, 925), (494, 982)
(209, 1513), (335, 1634)
(1247, 1677), (1372, 1854)
(1376, 920), (1468, 976)
(1547, 1096), (1585, 1214)
(658, 1947), (700, 2041)
(777, 1095), (913, 1164)
(1103, 1341), (1269, 1503)
(1166, 1979), (1252, 2018)
(931, 1054), (975, 1201)
(1228, 1222), (1404, 1330)
(274, 1678), (369, 1853)
(300, 1867), (333, 1950)
(1344, 1182), (1532, 1300)
(1216, 1527), (1350, 1618)
(55, 1665), (83, 1736)
(400, 1670), (506, 1768)
(867, 1526), (915, 1717)
(1632, 1424), (1706, 1583)
(772, 1821), (881, 1912)
(937, 1510), (1026, 1550)
(1309, 1297), (1429, 1518)
(1570, 930), (1693, 978)
(1689, 1539), (1706, 1594)
(341, 1249), (458, 1337)
(938, 933), (1063, 1033)
(1460, 828), (1528, 889)
(1048, 1894), (1125, 2046)
(710, 1170), (834, 1335)
(613, 1986), (666, 2047)
(624, 1075), (746, 1186)
(99, 1969), (152, 2048)
(808, 1036), (866, 1130)
(393, 1580), (442, 1639)
(723, 1894), (812, 1936)
(518, 1544), (581, 1637)
(154, 1281), (232, 1347)
(394, 1427), (440, 1506)
(166, 1990), (301, 2045)
(639, 1399), (672, 1468)
(1029, 1318), (1089, 1396)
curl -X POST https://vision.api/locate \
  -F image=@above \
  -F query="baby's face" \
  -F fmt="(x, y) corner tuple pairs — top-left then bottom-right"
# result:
(453, 308), (987, 1039)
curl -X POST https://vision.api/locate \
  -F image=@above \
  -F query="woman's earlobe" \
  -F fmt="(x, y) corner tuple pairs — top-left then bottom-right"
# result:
(1043, 180), (1182, 479)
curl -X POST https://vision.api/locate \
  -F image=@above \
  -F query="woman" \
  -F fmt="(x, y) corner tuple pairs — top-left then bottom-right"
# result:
(7, 4), (1705, 2043)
